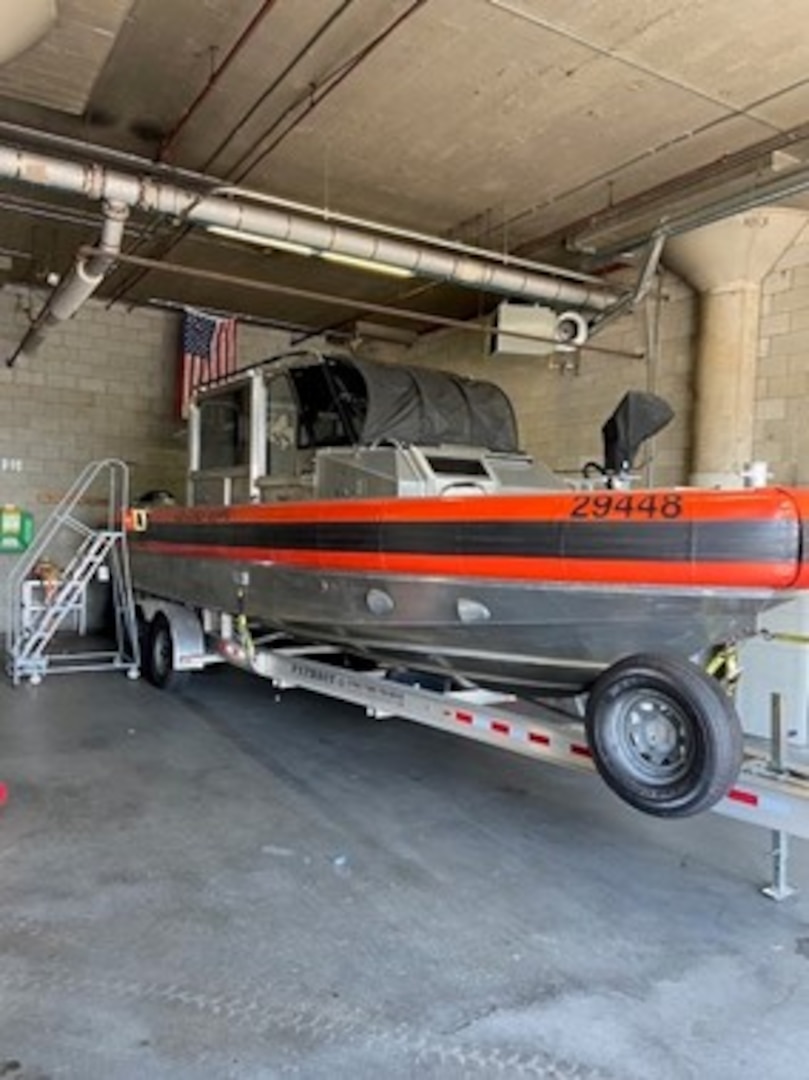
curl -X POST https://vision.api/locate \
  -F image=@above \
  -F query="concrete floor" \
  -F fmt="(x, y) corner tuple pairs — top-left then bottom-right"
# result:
(2, 667), (809, 1079)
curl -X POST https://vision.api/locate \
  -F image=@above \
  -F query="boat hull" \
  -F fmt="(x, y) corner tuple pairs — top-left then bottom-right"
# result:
(130, 548), (773, 691)
(128, 485), (809, 692)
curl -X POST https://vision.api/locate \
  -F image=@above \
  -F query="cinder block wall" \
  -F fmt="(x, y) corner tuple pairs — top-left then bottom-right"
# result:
(0, 290), (186, 500)
(406, 227), (809, 490)
(405, 271), (696, 488)
(0, 289), (291, 632)
(756, 221), (809, 485)
(0, 290), (182, 633)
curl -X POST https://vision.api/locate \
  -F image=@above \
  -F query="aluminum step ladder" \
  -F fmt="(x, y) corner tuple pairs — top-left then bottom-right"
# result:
(5, 458), (141, 685)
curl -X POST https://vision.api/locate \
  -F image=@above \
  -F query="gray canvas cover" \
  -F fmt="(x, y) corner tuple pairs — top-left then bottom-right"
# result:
(347, 358), (519, 452)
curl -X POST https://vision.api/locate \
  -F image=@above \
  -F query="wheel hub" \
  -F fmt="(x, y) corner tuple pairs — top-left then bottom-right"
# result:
(627, 698), (681, 765)
(611, 689), (694, 783)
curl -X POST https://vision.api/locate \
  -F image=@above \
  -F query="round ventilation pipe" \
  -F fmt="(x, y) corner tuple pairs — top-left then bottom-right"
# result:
(0, 0), (57, 66)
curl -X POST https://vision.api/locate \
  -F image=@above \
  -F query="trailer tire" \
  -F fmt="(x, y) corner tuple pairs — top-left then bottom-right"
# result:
(135, 607), (149, 657)
(144, 613), (190, 692)
(585, 653), (743, 818)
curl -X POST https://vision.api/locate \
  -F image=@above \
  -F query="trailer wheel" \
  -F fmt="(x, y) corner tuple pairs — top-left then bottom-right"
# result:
(584, 654), (743, 818)
(144, 613), (190, 692)
(135, 607), (149, 658)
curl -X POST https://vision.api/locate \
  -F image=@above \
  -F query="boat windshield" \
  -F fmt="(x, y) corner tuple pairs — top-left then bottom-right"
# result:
(198, 385), (250, 469)
(288, 361), (367, 448)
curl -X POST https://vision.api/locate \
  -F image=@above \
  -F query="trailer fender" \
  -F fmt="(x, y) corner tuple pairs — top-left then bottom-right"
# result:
(135, 598), (209, 671)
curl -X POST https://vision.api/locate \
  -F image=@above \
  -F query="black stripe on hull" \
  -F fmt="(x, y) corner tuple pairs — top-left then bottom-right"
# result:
(140, 517), (799, 565)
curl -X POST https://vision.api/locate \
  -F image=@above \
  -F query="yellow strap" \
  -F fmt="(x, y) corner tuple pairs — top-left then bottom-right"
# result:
(762, 630), (809, 646)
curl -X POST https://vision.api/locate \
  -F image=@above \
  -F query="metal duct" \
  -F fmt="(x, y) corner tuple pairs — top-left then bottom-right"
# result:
(7, 200), (128, 368)
(0, 144), (620, 314)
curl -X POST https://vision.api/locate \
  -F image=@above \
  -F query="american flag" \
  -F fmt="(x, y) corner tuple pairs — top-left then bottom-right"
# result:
(178, 309), (238, 419)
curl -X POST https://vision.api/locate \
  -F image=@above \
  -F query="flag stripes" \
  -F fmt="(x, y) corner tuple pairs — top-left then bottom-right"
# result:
(178, 310), (238, 419)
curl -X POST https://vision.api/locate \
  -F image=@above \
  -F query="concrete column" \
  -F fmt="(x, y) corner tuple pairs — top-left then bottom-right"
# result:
(665, 209), (807, 487)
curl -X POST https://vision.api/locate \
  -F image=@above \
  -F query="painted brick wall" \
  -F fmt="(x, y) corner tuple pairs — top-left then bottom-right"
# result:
(756, 221), (809, 485)
(405, 270), (696, 488)
(405, 223), (809, 490)
(0, 289), (292, 632)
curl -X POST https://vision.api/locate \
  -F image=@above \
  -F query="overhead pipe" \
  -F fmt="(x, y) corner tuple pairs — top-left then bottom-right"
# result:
(557, 118), (809, 254)
(579, 158), (809, 263)
(1, 121), (610, 290)
(0, 144), (621, 316)
(7, 200), (128, 368)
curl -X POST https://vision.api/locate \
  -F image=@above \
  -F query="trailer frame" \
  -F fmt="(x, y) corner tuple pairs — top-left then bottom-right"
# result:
(137, 597), (809, 900)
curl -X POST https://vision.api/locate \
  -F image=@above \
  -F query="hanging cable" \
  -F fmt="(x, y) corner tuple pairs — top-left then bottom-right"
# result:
(229, 0), (430, 183)
(201, 0), (360, 173)
(105, 1), (431, 308)
(159, 0), (281, 163)
(106, 0), (364, 305)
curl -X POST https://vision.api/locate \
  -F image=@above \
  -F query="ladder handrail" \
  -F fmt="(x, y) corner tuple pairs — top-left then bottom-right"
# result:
(6, 459), (129, 646)
(9, 458), (129, 586)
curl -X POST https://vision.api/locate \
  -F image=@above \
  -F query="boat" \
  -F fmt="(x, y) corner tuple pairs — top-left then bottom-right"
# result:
(127, 350), (809, 817)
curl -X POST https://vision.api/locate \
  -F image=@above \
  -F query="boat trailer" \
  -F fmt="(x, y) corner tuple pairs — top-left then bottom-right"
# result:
(139, 596), (809, 901)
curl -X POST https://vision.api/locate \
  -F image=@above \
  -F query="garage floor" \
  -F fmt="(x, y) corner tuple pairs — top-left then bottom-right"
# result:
(2, 666), (809, 1079)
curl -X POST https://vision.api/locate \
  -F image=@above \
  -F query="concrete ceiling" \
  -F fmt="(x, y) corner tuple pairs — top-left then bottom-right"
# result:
(1, 0), (809, 337)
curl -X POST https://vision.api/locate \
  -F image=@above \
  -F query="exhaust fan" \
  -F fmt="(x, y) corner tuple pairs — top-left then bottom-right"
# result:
(0, 0), (57, 66)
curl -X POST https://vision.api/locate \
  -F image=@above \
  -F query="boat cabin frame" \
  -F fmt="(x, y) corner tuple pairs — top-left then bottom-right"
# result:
(187, 350), (560, 506)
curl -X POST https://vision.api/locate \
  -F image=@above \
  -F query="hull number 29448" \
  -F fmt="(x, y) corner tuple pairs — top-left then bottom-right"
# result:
(569, 493), (684, 520)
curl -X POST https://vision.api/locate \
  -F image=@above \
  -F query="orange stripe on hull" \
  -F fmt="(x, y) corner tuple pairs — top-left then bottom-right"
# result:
(143, 487), (800, 527)
(131, 540), (792, 589)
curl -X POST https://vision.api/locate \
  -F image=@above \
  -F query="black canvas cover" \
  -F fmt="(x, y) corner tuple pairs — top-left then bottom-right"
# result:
(346, 357), (519, 452)
(602, 391), (674, 473)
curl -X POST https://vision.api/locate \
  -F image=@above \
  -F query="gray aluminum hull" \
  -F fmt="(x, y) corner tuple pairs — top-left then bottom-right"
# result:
(131, 551), (772, 692)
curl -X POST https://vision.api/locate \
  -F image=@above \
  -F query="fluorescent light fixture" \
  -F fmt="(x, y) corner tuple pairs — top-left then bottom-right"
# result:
(321, 251), (414, 278)
(206, 225), (414, 277)
(265, 238), (318, 257)
(206, 225), (315, 256)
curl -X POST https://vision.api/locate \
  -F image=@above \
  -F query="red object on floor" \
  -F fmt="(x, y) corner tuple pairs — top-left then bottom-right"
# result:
(0, 783), (8, 807)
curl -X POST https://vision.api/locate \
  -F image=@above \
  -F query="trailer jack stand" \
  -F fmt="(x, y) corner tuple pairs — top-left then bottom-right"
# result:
(761, 694), (797, 901)
(763, 829), (796, 901)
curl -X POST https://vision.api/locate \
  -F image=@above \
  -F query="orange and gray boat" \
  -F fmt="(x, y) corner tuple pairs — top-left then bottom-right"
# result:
(127, 351), (809, 815)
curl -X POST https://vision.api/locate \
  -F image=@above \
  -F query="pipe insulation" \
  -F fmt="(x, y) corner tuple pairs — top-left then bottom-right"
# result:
(0, 144), (619, 313)
(7, 200), (128, 367)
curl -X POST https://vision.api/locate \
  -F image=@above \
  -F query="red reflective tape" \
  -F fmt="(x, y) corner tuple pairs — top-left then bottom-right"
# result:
(728, 787), (759, 807)
(455, 711), (474, 725)
(529, 732), (550, 746)
(570, 743), (592, 758)
(0, 782), (7, 807)
(491, 721), (510, 735)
